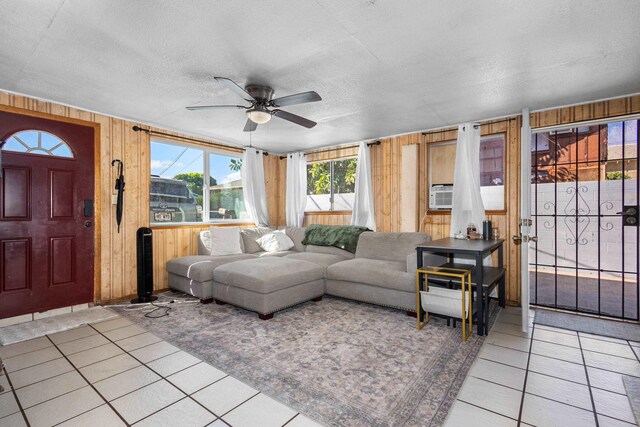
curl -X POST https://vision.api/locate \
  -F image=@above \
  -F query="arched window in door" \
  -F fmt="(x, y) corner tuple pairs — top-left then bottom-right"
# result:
(2, 130), (74, 158)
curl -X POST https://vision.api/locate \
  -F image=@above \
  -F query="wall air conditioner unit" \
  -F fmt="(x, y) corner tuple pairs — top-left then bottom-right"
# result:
(429, 184), (454, 210)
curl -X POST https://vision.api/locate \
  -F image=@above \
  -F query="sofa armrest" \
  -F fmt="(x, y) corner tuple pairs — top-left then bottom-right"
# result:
(406, 252), (448, 273)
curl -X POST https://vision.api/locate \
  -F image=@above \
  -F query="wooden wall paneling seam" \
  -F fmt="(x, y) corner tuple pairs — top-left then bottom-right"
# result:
(3, 91), (640, 305)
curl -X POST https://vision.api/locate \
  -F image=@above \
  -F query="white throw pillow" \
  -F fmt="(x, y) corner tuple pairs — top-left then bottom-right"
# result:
(256, 230), (295, 253)
(209, 226), (243, 256)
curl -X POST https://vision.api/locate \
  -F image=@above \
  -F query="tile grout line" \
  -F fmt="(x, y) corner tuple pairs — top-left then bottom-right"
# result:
(281, 413), (301, 426)
(455, 398), (520, 422)
(472, 362), (594, 389)
(576, 332), (600, 427)
(0, 342), (55, 360)
(467, 375), (524, 393)
(2, 364), (31, 427)
(42, 334), (131, 427)
(626, 339), (640, 364)
(516, 323), (535, 426)
(219, 391), (261, 419)
(86, 322), (222, 422)
(7, 364), (74, 391)
(3, 355), (65, 376)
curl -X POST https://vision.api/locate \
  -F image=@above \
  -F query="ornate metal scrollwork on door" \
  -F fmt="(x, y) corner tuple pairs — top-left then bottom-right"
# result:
(564, 185), (590, 246)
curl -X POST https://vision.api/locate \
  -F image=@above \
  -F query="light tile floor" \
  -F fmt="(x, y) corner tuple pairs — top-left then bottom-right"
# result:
(444, 306), (640, 427)
(3, 308), (639, 427)
(0, 315), (321, 427)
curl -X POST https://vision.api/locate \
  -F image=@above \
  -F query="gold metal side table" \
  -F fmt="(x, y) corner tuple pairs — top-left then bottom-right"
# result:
(416, 265), (473, 341)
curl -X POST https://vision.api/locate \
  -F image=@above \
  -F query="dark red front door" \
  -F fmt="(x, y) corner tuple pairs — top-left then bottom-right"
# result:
(0, 111), (95, 318)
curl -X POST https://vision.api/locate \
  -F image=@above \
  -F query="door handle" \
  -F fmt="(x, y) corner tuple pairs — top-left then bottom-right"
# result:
(616, 207), (638, 216)
(513, 235), (537, 244)
(616, 205), (639, 226)
(84, 221), (93, 228)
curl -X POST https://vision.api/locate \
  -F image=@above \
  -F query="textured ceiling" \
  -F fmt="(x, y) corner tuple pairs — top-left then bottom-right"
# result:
(1, 1), (639, 152)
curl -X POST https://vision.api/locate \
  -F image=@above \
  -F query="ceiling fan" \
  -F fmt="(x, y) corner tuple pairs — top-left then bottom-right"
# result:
(186, 77), (322, 132)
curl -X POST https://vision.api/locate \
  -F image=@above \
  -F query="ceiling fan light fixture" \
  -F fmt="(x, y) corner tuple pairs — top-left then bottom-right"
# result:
(247, 108), (272, 124)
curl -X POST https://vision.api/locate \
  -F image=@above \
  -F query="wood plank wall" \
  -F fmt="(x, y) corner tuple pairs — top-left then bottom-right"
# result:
(0, 91), (277, 303)
(419, 119), (522, 304)
(300, 94), (640, 306)
(3, 90), (638, 307)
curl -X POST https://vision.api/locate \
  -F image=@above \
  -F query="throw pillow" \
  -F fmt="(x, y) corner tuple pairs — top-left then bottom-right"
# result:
(256, 230), (295, 253)
(209, 226), (243, 256)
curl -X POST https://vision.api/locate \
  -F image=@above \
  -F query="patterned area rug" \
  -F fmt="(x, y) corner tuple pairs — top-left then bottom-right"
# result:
(110, 294), (498, 426)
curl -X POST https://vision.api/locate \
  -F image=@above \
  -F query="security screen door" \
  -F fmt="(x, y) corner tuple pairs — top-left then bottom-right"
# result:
(529, 118), (639, 320)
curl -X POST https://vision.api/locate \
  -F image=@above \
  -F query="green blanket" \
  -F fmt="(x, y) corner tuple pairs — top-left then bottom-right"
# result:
(302, 224), (370, 254)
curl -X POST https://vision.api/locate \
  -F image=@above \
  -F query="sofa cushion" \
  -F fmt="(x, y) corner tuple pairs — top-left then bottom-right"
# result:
(198, 229), (246, 255)
(355, 232), (429, 263)
(306, 244), (354, 259)
(255, 250), (298, 258)
(278, 226), (307, 252)
(241, 227), (275, 253)
(166, 254), (257, 282)
(285, 252), (346, 269)
(327, 258), (414, 292)
(209, 226), (243, 256)
(256, 230), (295, 252)
(214, 257), (324, 294)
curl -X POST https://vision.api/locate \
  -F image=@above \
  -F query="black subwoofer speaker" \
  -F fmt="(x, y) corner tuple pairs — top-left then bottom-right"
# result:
(131, 227), (157, 304)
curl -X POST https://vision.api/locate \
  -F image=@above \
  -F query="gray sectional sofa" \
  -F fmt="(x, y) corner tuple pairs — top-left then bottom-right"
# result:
(166, 226), (442, 319)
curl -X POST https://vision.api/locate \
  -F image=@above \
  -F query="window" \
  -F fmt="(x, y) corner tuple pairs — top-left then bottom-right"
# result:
(2, 130), (73, 158)
(150, 138), (247, 224)
(306, 158), (357, 211)
(428, 134), (506, 211)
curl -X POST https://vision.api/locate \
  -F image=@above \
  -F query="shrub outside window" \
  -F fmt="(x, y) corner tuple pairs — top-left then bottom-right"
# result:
(306, 158), (357, 211)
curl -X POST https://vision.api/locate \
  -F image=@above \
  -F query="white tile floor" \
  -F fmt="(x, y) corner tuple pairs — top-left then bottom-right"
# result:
(0, 315), (321, 427)
(444, 306), (640, 427)
(3, 307), (639, 427)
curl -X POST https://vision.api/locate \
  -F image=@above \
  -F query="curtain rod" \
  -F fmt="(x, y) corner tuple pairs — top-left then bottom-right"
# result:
(421, 117), (518, 137)
(279, 140), (381, 159)
(131, 126), (268, 155)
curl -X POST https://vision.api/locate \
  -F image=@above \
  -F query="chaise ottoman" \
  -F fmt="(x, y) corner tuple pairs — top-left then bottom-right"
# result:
(212, 257), (325, 319)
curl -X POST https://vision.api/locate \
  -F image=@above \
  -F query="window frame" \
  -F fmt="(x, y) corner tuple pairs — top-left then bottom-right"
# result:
(2, 129), (75, 158)
(305, 156), (358, 213)
(427, 132), (507, 215)
(150, 137), (250, 226)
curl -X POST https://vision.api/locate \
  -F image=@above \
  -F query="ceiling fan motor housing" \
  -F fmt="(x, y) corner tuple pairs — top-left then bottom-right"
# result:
(245, 84), (274, 103)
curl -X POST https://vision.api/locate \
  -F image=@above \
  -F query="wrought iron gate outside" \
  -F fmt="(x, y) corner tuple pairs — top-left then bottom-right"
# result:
(529, 119), (639, 321)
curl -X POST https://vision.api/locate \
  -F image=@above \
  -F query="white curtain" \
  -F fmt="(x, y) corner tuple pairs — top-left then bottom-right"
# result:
(286, 152), (307, 227)
(450, 123), (485, 237)
(241, 149), (270, 226)
(351, 142), (376, 230)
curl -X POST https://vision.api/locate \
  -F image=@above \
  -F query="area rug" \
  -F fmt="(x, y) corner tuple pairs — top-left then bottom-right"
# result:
(534, 309), (640, 342)
(110, 293), (498, 426)
(0, 307), (117, 345)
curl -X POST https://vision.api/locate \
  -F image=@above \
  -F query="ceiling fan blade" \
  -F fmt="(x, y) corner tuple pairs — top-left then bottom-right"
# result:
(243, 118), (258, 132)
(272, 109), (317, 128)
(215, 77), (255, 102)
(186, 105), (247, 110)
(270, 91), (321, 108)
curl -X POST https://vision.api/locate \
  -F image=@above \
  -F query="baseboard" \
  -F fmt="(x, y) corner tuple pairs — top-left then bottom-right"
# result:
(95, 288), (171, 306)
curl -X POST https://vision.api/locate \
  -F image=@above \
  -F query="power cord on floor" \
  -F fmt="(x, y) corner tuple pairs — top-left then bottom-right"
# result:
(106, 291), (199, 319)
(144, 301), (173, 318)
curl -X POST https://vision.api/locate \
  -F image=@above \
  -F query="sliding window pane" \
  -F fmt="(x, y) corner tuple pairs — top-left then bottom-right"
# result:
(150, 140), (203, 223)
(209, 153), (247, 221)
